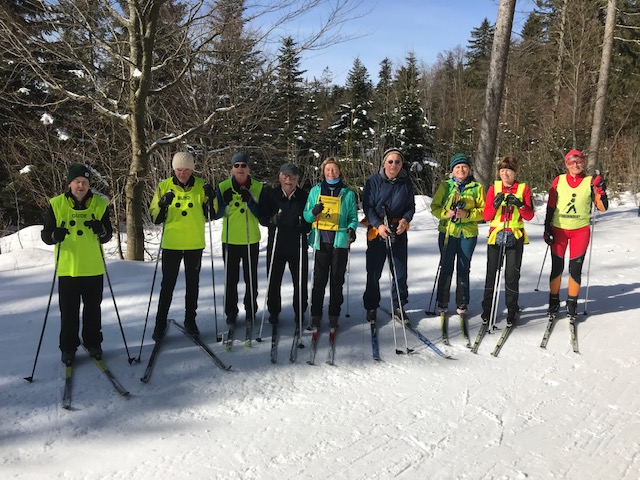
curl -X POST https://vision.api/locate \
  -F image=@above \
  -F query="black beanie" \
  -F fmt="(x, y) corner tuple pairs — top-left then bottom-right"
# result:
(67, 163), (91, 184)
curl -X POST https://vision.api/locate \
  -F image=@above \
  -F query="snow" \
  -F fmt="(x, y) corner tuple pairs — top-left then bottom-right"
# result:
(1, 194), (640, 479)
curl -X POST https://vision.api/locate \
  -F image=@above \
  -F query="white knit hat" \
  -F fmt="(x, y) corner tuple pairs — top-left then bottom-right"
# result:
(172, 152), (195, 170)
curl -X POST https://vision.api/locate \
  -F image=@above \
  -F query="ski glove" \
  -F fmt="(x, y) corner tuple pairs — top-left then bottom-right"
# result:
(239, 188), (252, 203)
(311, 202), (324, 216)
(84, 219), (106, 237)
(506, 194), (523, 208)
(52, 227), (70, 243)
(592, 175), (607, 196)
(543, 230), (554, 246)
(222, 188), (234, 205)
(347, 227), (356, 243)
(493, 192), (505, 210)
(158, 191), (175, 208)
(203, 183), (215, 199)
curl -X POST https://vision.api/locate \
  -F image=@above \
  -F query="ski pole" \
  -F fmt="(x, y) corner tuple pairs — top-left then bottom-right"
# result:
(24, 221), (64, 383)
(307, 216), (319, 330)
(245, 206), (256, 337)
(488, 207), (511, 331)
(534, 244), (549, 292)
(426, 226), (451, 315)
(298, 219), (305, 347)
(345, 243), (351, 318)
(207, 214), (220, 341)
(256, 225), (278, 342)
(93, 215), (134, 364)
(384, 210), (410, 354)
(137, 222), (164, 361)
(583, 207), (598, 315)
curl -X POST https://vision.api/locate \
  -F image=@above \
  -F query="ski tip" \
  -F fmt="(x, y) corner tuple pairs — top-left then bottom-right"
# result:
(140, 377), (149, 383)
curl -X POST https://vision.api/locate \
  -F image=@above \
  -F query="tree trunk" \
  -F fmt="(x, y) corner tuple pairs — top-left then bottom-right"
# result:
(588, 0), (617, 172)
(475, 0), (516, 190)
(551, 0), (569, 124)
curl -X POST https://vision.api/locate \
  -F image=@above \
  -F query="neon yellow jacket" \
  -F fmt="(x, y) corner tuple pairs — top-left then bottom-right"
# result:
(431, 177), (485, 239)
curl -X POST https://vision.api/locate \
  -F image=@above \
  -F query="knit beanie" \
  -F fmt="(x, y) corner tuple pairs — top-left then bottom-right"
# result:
(383, 148), (405, 163)
(172, 152), (195, 170)
(449, 153), (470, 171)
(67, 163), (91, 184)
(231, 152), (250, 166)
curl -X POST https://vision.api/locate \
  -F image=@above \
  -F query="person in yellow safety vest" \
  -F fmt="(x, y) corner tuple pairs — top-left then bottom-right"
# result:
(212, 152), (271, 326)
(481, 157), (534, 326)
(149, 152), (215, 340)
(543, 149), (608, 317)
(41, 163), (113, 365)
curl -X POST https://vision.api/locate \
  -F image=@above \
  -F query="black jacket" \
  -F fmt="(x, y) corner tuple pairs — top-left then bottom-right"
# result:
(263, 185), (311, 254)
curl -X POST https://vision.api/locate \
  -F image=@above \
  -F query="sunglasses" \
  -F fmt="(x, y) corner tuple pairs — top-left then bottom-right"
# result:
(387, 159), (402, 165)
(565, 159), (585, 166)
(233, 163), (248, 168)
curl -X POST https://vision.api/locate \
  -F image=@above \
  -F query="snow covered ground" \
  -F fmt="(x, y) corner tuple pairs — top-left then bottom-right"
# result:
(1, 194), (639, 479)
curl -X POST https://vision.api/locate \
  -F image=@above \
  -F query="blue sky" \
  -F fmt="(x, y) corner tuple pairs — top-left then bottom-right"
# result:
(261, 0), (536, 84)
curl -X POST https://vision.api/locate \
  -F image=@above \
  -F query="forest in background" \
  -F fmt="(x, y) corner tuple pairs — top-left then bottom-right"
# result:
(0, 0), (638, 257)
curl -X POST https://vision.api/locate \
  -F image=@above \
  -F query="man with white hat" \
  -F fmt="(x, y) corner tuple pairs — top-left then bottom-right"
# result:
(149, 151), (215, 340)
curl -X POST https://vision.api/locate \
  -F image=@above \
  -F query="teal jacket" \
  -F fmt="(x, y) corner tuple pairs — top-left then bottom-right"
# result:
(303, 182), (358, 250)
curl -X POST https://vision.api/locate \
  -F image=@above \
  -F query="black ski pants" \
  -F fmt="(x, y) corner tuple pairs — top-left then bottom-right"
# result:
(58, 275), (104, 353)
(310, 243), (348, 318)
(156, 248), (203, 324)
(223, 243), (259, 319)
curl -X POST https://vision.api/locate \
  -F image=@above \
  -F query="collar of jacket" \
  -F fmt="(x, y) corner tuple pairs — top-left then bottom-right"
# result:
(65, 189), (93, 209)
(172, 174), (195, 188)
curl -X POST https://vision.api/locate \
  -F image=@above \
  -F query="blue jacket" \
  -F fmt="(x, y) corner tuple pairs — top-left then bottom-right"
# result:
(363, 169), (415, 228)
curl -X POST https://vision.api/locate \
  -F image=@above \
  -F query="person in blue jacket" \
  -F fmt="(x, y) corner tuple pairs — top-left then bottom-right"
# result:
(303, 158), (358, 329)
(362, 148), (415, 325)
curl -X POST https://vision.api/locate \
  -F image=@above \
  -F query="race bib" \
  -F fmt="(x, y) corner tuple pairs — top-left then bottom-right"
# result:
(316, 195), (341, 231)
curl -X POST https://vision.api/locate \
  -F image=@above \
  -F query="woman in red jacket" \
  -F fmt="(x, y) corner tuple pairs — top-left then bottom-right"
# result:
(544, 150), (608, 317)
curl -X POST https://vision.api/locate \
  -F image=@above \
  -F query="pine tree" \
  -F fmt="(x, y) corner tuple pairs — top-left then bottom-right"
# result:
(465, 18), (495, 88)
(329, 58), (376, 161)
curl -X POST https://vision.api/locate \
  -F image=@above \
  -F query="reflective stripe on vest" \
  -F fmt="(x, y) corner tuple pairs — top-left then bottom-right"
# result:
(488, 181), (528, 245)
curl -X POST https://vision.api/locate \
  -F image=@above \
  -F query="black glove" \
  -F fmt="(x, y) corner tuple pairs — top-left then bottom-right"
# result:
(84, 219), (105, 237)
(544, 230), (554, 246)
(493, 192), (505, 210)
(203, 183), (214, 199)
(506, 194), (524, 208)
(158, 191), (175, 208)
(222, 188), (234, 205)
(311, 202), (324, 216)
(347, 227), (356, 243)
(52, 227), (70, 243)
(239, 188), (252, 203)
(270, 209), (282, 226)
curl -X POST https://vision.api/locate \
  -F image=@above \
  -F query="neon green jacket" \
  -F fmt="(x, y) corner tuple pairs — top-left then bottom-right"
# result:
(431, 177), (485, 239)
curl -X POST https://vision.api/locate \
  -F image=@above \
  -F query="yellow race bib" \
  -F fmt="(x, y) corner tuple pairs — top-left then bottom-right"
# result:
(316, 195), (341, 231)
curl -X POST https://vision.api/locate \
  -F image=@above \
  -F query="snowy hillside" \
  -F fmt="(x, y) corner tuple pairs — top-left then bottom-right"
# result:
(1, 195), (639, 479)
